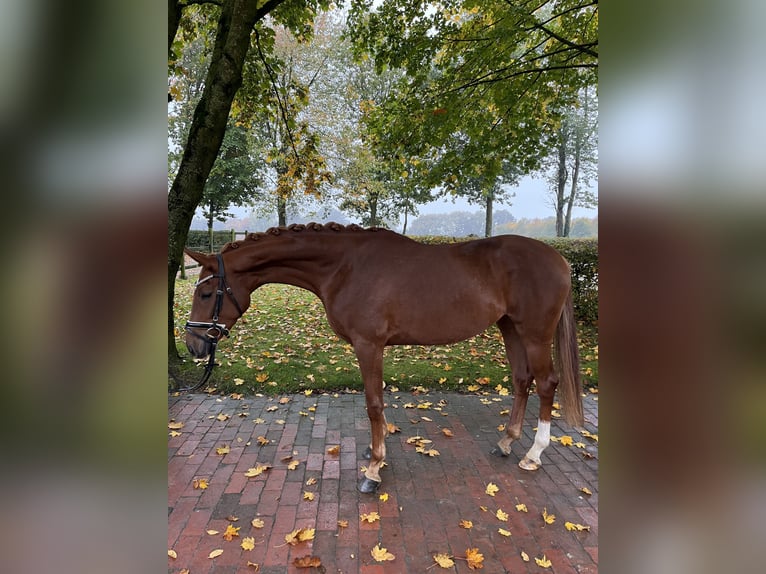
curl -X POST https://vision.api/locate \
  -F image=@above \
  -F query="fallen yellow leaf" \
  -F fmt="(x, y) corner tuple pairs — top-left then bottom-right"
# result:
(542, 508), (556, 524)
(535, 555), (552, 568)
(168, 421), (184, 430)
(565, 521), (591, 531)
(257, 436), (270, 445)
(485, 483), (499, 496)
(169, 430), (181, 437)
(515, 503), (528, 512)
(386, 422), (401, 434)
(168, 549), (177, 559)
(371, 544), (395, 562)
(433, 553), (455, 567)
(306, 477), (317, 486)
(360, 511), (380, 523)
(459, 519), (473, 529)
(193, 477), (209, 490)
(241, 536), (255, 550)
(216, 445), (230, 455)
(498, 528), (512, 537)
(465, 547), (484, 570)
(327, 445), (340, 455)
(442, 428), (454, 437)
(222, 524), (240, 540)
(215, 413), (229, 421)
(284, 527), (315, 545)
(244, 464), (271, 477)
(580, 487), (593, 496)
(560, 435), (574, 446)
(206, 529), (220, 535)
(208, 549), (223, 559)
(287, 460), (300, 470)
(251, 518), (264, 528)
(379, 492), (389, 502)
(496, 509), (509, 522)
(337, 519), (349, 528)
(520, 551), (530, 562)
(303, 491), (315, 501)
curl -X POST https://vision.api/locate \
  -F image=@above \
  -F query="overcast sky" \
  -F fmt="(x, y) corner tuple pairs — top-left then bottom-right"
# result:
(418, 175), (598, 219)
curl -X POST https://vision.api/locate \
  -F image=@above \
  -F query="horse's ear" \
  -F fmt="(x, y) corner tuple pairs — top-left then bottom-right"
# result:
(184, 248), (213, 265)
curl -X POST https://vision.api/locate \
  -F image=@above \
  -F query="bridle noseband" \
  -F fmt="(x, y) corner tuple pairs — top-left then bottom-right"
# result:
(180, 253), (244, 392)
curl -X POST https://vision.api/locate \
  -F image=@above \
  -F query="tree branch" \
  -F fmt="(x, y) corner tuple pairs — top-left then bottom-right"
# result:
(254, 27), (300, 160)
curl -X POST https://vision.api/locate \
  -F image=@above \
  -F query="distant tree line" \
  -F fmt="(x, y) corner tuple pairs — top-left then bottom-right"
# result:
(198, 209), (597, 240)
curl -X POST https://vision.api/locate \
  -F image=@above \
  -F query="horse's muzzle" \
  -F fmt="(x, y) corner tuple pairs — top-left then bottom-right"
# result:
(185, 335), (211, 359)
(184, 322), (227, 359)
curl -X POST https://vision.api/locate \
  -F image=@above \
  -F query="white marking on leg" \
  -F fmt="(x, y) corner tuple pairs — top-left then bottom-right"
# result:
(525, 419), (551, 465)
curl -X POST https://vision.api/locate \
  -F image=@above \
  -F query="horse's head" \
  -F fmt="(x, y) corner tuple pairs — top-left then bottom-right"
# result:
(183, 249), (248, 359)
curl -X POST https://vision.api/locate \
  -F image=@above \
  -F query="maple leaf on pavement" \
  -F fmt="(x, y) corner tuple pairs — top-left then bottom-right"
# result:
(465, 547), (484, 569)
(371, 544), (395, 562)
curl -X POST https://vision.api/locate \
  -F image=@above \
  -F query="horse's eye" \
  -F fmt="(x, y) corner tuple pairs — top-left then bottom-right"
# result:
(200, 292), (212, 300)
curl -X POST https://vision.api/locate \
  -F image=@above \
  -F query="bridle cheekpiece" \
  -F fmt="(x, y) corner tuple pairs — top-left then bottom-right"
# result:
(181, 253), (244, 391)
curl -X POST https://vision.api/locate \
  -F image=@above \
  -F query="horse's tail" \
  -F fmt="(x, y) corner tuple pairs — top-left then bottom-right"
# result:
(555, 290), (585, 428)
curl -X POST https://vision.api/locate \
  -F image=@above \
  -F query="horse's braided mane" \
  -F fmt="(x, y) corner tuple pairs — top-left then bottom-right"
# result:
(221, 222), (380, 252)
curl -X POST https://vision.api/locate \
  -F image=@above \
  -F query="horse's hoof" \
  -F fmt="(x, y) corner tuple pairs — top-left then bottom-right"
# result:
(362, 446), (372, 460)
(358, 476), (381, 494)
(489, 446), (510, 458)
(518, 456), (541, 471)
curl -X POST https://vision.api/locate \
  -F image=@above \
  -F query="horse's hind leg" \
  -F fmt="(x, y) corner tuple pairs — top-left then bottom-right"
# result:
(492, 316), (534, 457)
(518, 341), (558, 471)
(353, 340), (387, 493)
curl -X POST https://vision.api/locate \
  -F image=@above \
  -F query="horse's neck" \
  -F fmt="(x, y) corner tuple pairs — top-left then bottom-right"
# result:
(238, 234), (348, 297)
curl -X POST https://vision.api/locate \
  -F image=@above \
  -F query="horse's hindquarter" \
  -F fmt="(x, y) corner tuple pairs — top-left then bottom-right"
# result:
(324, 236), (530, 346)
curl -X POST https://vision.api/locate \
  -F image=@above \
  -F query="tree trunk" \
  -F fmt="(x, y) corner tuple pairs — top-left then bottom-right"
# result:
(564, 144), (580, 237)
(168, 0), (283, 362)
(207, 211), (215, 252)
(402, 205), (408, 235)
(555, 135), (568, 237)
(277, 195), (287, 226)
(369, 190), (378, 227)
(484, 191), (494, 237)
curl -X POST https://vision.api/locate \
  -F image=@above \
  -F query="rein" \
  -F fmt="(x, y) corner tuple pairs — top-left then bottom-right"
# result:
(179, 253), (244, 392)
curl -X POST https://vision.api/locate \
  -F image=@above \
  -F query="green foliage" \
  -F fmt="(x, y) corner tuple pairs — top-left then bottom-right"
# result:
(545, 238), (598, 325)
(347, 0), (599, 209)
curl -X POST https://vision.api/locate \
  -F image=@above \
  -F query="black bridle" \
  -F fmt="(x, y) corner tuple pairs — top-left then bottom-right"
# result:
(180, 253), (244, 392)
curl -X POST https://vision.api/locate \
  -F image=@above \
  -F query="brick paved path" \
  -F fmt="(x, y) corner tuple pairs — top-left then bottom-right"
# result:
(168, 390), (598, 573)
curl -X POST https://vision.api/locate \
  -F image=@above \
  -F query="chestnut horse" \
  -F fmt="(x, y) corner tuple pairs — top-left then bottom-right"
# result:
(184, 222), (584, 493)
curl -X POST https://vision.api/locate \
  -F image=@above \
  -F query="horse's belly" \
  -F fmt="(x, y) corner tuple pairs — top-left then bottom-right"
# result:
(386, 303), (502, 346)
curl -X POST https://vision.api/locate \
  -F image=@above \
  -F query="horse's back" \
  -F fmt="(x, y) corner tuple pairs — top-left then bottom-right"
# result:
(324, 232), (570, 346)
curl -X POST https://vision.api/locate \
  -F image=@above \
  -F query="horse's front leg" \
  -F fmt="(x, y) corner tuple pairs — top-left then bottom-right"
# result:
(354, 341), (387, 493)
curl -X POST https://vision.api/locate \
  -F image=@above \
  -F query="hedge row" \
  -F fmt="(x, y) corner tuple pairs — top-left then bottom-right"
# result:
(185, 229), (597, 325)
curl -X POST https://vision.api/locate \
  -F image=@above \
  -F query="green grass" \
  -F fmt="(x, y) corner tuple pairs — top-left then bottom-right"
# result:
(172, 279), (598, 396)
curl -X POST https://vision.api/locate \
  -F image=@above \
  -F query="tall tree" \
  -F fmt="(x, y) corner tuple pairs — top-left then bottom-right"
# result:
(347, 0), (598, 226)
(168, 0), (330, 362)
(200, 123), (262, 249)
(543, 84), (598, 236)
(238, 25), (333, 226)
